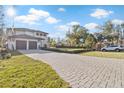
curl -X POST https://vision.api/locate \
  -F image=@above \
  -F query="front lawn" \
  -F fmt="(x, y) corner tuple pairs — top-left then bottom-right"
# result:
(80, 51), (124, 59)
(0, 51), (69, 88)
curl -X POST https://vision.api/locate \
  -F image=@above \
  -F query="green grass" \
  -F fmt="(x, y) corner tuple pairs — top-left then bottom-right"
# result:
(0, 51), (69, 88)
(80, 51), (124, 59)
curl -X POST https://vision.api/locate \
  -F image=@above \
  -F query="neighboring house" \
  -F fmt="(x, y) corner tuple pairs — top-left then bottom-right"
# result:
(7, 28), (48, 50)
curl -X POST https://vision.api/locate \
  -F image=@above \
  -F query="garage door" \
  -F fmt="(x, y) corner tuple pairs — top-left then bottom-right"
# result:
(16, 40), (27, 50)
(29, 41), (37, 49)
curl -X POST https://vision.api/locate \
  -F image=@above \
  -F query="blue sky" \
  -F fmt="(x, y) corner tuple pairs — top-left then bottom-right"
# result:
(5, 5), (124, 39)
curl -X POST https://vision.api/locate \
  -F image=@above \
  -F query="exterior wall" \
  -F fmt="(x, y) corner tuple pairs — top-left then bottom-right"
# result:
(37, 40), (42, 49)
(15, 31), (26, 35)
(8, 38), (48, 50)
(7, 29), (48, 50)
(25, 31), (34, 36)
(7, 39), (16, 50)
(43, 37), (49, 47)
(15, 30), (47, 39)
(39, 37), (49, 47)
(15, 31), (33, 36)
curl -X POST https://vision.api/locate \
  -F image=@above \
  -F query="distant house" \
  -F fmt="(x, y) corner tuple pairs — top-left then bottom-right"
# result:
(7, 28), (49, 50)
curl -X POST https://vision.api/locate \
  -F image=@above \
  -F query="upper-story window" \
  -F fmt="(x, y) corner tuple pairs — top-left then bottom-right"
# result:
(36, 32), (46, 37)
(36, 32), (39, 36)
(40, 33), (42, 36)
(44, 34), (46, 36)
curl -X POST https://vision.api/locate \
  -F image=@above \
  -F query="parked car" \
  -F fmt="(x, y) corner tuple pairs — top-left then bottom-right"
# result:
(101, 45), (124, 52)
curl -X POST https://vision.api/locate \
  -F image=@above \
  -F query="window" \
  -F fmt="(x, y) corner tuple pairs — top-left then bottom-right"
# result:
(109, 45), (117, 47)
(40, 33), (42, 36)
(36, 33), (39, 36)
(44, 34), (46, 36)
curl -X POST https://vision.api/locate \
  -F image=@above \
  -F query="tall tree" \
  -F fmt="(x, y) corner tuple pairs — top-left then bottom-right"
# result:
(48, 38), (57, 47)
(102, 20), (114, 42)
(0, 5), (6, 48)
(66, 25), (88, 46)
(84, 34), (97, 49)
(121, 23), (124, 39)
(94, 32), (104, 42)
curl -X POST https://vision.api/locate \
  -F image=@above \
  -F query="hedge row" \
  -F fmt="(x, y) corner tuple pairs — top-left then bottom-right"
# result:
(41, 48), (92, 54)
(56, 46), (84, 48)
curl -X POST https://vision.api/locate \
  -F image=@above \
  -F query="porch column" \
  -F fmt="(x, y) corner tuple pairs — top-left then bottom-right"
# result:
(37, 41), (39, 49)
(27, 40), (29, 50)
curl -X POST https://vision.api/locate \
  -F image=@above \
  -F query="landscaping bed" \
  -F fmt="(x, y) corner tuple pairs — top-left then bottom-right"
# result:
(0, 51), (69, 88)
(80, 51), (124, 59)
(41, 47), (92, 54)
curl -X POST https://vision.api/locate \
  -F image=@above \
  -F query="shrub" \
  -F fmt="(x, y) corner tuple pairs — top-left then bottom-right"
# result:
(41, 47), (91, 54)
(0, 48), (11, 60)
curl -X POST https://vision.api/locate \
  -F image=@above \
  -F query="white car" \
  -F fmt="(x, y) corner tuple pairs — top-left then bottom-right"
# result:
(101, 45), (124, 52)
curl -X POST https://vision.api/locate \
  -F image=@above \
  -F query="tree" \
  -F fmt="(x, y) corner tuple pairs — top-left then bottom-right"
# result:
(97, 20), (121, 45)
(102, 21), (115, 42)
(48, 38), (57, 47)
(119, 23), (124, 45)
(121, 23), (124, 38)
(94, 32), (104, 42)
(0, 5), (6, 48)
(84, 34), (97, 49)
(66, 25), (88, 47)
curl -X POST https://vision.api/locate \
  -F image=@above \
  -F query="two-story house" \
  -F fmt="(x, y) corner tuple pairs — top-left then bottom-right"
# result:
(7, 28), (48, 50)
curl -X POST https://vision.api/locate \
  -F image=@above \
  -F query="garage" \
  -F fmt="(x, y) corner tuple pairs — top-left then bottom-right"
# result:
(16, 40), (37, 50)
(29, 41), (37, 49)
(16, 40), (27, 50)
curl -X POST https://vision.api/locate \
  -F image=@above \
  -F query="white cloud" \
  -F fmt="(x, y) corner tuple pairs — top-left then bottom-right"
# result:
(112, 19), (124, 25)
(15, 14), (39, 24)
(55, 21), (80, 32)
(90, 8), (113, 19)
(45, 16), (60, 24)
(29, 8), (50, 18)
(49, 32), (65, 38)
(15, 8), (60, 25)
(58, 8), (66, 12)
(55, 25), (68, 31)
(67, 21), (80, 26)
(84, 23), (99, 30)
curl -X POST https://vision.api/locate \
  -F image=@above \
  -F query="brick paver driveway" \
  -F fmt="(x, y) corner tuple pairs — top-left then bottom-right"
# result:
(20, 50), (124, 88)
